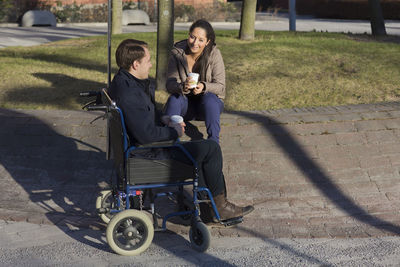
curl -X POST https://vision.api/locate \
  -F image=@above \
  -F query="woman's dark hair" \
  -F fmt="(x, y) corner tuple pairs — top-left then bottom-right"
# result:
(115, 39), (148, 70)
(188, 19), (216, 81)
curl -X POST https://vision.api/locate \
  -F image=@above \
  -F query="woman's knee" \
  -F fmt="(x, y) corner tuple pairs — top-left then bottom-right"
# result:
(167, 94), (185, 105)
(202, 93), (223, 116)
(165, 94), (187, 115)
(202, 92), (219, 105)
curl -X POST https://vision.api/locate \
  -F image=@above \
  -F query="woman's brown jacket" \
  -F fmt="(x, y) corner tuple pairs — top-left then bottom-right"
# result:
(166, 40), (226, 100)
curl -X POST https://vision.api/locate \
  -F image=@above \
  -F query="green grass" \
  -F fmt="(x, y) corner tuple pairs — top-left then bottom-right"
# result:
(0, 30), (399, 111)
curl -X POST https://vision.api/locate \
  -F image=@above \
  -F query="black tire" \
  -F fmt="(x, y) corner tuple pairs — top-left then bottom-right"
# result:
(106, 210), (154, 256)
(189, 221), (211, 252)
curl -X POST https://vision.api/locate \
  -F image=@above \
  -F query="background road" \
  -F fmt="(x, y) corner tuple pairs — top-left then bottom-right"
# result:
(1, 17), (400, 48)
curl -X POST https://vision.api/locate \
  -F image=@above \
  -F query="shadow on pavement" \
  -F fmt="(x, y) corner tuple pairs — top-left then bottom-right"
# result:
(236, 225), (329, 265)
(2, 105), (399, 258)
(0, 108), (112, 250)
(226, 109), (400, 235)
(152, 231), (236, 266)
(0, 108), (234, 261)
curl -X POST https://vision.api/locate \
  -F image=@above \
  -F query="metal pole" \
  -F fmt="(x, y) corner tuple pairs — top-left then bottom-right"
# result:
(289, 0), (296, 31)
(107, 0), (112, 88)
(154, 0), (157, 20)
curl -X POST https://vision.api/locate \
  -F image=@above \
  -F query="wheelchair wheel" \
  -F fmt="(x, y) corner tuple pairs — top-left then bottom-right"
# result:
(96, 190), (117, 224)
(106, 209), (154, 256)
(189, 221), (210, 252)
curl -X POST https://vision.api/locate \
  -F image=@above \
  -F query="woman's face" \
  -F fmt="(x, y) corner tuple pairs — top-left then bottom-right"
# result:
(187, 27), (210, 56)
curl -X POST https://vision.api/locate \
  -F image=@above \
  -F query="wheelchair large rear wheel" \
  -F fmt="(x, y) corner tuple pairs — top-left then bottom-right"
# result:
(96, 190), (118, 224)
(189, 221), (210, 252)
(106, 209), (154, 256)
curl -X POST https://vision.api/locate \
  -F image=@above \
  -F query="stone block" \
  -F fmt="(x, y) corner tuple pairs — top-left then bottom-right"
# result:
(358, 155), (391, 169)
(21, 10), (56, 27)
(122, 10), (150, 25)
(336, 132), (367, 145)
(365, 130), (399, 144)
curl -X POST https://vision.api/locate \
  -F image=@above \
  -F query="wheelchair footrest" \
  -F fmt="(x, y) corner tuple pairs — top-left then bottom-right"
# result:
(221, 216), (243, 227)
(153, 227), (167, 232)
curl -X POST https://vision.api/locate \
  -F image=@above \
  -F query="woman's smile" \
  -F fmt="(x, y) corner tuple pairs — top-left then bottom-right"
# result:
(187, 27), (210, 56)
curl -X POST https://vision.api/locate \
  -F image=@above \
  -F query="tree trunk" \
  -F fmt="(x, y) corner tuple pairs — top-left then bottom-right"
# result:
(289, 0), (296, 31)
(112, 0), (122, 34)
(368, 0), (386, 36)
(239, 0), (257, 40)
(156, 0), (174, 91)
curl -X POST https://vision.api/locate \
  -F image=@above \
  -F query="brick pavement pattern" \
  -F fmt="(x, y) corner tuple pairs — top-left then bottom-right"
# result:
(1, 102), (400, 239)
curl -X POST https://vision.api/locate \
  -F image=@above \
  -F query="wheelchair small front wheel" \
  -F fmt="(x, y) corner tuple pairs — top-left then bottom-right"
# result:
(106, 210), (154, 256)
(96, 190), (116, 224)
(189, 221), (210, 252)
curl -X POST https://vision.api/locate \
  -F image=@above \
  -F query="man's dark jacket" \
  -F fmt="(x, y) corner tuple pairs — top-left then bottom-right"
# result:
(108, 68), (178, 145)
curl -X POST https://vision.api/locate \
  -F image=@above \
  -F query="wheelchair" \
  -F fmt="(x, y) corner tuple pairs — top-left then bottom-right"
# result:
(80, 89), (243, 256)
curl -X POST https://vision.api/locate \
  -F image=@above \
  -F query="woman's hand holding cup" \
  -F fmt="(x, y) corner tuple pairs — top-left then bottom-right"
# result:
(192, 82), (204, 95)
(183, 73), (199, 94)
(183, 80), (191, 94)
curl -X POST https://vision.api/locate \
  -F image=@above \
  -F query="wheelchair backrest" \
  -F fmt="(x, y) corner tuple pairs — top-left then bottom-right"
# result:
(109, 106), (129, 153)
(103, 89), (130, 183)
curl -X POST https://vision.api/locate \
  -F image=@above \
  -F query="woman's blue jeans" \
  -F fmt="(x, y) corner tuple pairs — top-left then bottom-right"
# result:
(164, 92), (224, 143)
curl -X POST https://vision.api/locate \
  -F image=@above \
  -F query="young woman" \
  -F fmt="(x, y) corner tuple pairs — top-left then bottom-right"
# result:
(164, 19), (225, 143)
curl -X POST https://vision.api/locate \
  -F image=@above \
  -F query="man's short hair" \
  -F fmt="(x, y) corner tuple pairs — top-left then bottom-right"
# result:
(115, 39), (148, 70)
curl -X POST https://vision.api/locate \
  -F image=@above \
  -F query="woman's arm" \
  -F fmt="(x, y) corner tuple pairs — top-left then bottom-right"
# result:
(166, 55), (185, 95)
(202, 48), (226, 98)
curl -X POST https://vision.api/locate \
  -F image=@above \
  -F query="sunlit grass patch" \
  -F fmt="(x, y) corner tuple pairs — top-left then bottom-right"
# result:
(0, 31), (399, 111)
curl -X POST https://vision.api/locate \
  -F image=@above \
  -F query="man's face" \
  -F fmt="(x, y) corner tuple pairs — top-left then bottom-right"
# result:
(135, 47), (152, 79)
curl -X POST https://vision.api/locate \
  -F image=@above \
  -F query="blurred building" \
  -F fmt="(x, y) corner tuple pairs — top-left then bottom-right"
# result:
(36, 0), (225, 8)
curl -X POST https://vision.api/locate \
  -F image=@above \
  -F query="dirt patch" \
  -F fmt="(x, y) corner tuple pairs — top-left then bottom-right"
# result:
(347, 33), (400, 44)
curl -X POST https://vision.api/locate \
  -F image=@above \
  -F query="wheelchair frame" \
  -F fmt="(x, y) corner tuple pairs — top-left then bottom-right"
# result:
(82, 90), (231, 256)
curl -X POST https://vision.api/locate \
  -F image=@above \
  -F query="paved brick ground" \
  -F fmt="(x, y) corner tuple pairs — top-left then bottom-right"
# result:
(1, 102), (400, 239)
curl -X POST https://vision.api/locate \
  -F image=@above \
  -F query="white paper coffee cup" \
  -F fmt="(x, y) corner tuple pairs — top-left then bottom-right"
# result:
(170, 115), (183, 124)
(188, 73), (199, 88)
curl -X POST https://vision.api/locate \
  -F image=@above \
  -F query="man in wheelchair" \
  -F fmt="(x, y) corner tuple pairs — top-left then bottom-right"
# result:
(108, 38), (254, 222)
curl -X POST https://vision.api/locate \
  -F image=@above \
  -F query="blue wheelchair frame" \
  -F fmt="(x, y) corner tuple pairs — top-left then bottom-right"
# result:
(81, 89), (245, 255)
(106, 101), (223, 230)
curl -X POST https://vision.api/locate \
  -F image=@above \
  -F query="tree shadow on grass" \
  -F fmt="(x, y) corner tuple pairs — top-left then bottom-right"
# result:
(0, 49), (117, 75)
(226, 109), (400, 235)
(3, 73), (160, 110)
(3, 73), (106, 109)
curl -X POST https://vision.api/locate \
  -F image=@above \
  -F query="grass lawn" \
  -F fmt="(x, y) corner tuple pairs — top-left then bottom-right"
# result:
(0, 30), (399, 111)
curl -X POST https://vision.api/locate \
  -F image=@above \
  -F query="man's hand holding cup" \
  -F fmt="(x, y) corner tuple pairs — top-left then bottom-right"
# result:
(169, 115), (186, 137)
